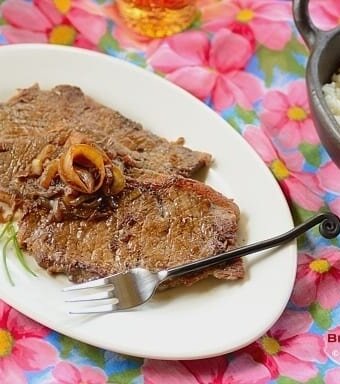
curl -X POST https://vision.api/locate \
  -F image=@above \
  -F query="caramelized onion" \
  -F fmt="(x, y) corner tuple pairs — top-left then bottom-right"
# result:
(36, 144), (55, 162)
(40, 143), (125, 197)
(50, 196), (110, 222)
(74, 166), (95, 193)
(58, 144), (106, 194)
(31, 144), (56, 177)
(0, 208), (7, 224)
(40, 159), (59, 189)
(0, 204), (12, 223)
(102, 164), (125, 196)
(111, 166), (125, 194)
(31, 158), (43, 176)
(63, 194), (94, 207)
(0, 191), (13, 206)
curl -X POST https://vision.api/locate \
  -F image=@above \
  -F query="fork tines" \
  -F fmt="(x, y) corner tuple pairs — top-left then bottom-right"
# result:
(62, 275), (114, 291)
(63, 275), (118, 314)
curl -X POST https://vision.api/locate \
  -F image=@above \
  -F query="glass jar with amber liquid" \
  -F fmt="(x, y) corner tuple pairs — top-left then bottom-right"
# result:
(116, 0), (197, 38)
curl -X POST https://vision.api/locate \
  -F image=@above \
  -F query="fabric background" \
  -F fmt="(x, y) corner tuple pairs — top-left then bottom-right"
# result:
(0, 0), (340, 383)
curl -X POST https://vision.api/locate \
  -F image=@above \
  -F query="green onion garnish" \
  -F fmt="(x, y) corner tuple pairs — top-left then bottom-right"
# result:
(0, 221), (10, 241)
(3, 235), (14, 286)
(8, 225), (37, 277)
(1, 222), (37, 285)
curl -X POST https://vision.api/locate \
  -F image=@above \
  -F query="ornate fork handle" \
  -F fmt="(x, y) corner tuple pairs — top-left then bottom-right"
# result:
(164, 213), (340, 280)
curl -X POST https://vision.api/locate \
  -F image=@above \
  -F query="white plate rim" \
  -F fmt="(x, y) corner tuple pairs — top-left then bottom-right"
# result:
(0, 44), (296, 360)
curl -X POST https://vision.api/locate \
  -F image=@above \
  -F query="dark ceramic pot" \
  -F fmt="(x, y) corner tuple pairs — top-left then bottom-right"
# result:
(293, 0), (340, 167)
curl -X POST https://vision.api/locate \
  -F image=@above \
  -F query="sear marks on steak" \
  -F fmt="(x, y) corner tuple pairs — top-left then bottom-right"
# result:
(0, 85), (211, 177)
(0, 85), (244, 287)
(17, 170), (242, 287)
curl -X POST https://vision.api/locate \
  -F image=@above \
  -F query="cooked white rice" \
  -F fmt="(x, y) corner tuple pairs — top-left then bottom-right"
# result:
(322, 72), (340, 125)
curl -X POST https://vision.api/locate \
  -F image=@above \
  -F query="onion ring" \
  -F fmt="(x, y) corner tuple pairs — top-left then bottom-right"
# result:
(58, 144), (106, 194)
(40, 159), (59, 189)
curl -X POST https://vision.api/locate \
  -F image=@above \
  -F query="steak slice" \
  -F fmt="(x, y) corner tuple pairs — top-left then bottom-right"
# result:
(0, 85), (243, 287)
(0, 85), (211, 177)
(18, 170), (243, 286)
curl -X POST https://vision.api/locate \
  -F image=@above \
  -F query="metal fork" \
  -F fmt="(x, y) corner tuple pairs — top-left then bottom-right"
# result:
(63, 212), (340, 314)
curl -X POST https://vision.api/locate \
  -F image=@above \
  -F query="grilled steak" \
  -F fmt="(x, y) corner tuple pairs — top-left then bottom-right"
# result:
(0, 85), (211, 177)
(0, 85), (244, 287)
(18, 170), (243, 286)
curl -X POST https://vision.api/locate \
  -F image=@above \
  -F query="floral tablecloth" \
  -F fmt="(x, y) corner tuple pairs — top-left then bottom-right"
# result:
(0, 0), (340, 383)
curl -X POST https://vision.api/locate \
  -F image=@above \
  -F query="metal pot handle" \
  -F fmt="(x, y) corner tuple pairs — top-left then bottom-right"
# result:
(293, 0), (320, 49)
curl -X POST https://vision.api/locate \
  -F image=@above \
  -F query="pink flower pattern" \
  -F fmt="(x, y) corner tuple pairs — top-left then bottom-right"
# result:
(244, 125), (324, 212)
(51, 361), (107, 384)
(148, 29), (263, 111)
(200, 0), (292, 50)
(317, 161), (340, 215)
(261, 80), (320, 148)
(325, 367), (340, 384)
(292, 248), (340, 309)
(310, 0), (340, 31)
(143, 354), (270, 384)
(0, 301), (58, 384)
(0, 0), (106, 47)
(0, 0), (339, 383)
(242, 311), (327, 382)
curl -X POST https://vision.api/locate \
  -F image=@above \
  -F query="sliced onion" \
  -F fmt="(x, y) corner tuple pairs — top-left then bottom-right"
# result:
(63, 194), (96, 207)
(31, 158), (43, 176)
(58, 144), (105, 194)
(102, 164), (125, 196)
(0, 209), (8, 224)
(0, 204), (12, 223)
(74, 166), (95, 193)
(36, 144), (55, 162)
(40, 159), (59, 189)
(0, 191), (13, 206)
(111, 165), (125, 194)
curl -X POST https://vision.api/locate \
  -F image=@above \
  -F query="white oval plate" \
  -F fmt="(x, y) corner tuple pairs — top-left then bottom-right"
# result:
(0, 44), (296, 360)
